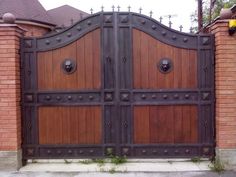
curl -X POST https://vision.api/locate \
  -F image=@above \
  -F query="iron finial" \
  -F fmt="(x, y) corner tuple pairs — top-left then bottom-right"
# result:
(139, 7), (142, 14)
(159, 16), (163, 23)
(190, 27), (193, 33)
(101, 5), (104, 12)
(128, 5), (131, 12)
(150, 11), (153, 18)
(179, 25), (183, 32)
(117, 5), (120, 12)
(90, 8), (93, 14)
(169, 21), (172, 28)
(112, 5), (115, 12)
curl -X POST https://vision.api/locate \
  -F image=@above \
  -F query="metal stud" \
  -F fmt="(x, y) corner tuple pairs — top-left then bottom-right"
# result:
(90, 8), (93, 14)
(68, 150), (72, 154)
(164, 150), (168, 154)
(141, 20), (146, 25)
(152, 150), (157, 154)
(202, 92), (210, 100)
(56, 96), (61, 100)
(121, 93), (129, 101)
(78, 95), (83, 100)
(174, 94), (179, 99)
(151, 94), (156, 99)
(152, 25), (157, 30)
(174, 150), (179, 154)
(185, 94), (190, 99)
(117, 5), (120, 12)
(27, 148), (34, 155)
(45, 40), (50, 45)
(163, 94), (168, 99)
(89, 95), (94, 100)
(87, 20), (92, 25)
(105, 93), (113, 101)
(185, 149), (190, 154)
(101, 5), (104, 12)
(56, 37), (61, 42)
(183, 38), (188, 42)
(26, 94), (33, 102)
(45, 95), (51, 100)
(24, 40), (32, 48)
(141, 94), (146, 99)
(142, 149), (146, 153)
(67, 95), (72, 100)
(162, 31), (167, 36)
(172, 35), (177, 40)
(150, 11), (153, 18)
(202, 37), (210, 45)
(89, 150), (94, 154)
(47, 150), (51, 154)
(57, 150), (62, 154)
(79, 150), (84, 154)
(67, 33), (72, 37)
(77, 26), (82, 31)
(128, 5), (131, 12)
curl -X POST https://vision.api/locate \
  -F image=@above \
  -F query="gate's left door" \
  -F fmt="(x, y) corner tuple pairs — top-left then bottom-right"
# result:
(21, 20), (105, 159)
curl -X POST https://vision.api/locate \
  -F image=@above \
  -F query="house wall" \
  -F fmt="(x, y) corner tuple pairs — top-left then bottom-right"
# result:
(209, 20), (236, 170)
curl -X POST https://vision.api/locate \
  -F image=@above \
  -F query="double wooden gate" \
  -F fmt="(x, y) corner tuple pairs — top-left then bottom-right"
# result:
(21, 12), (215, 160)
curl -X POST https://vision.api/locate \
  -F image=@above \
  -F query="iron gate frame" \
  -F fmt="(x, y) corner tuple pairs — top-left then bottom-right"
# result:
(21, 11), (215, 160)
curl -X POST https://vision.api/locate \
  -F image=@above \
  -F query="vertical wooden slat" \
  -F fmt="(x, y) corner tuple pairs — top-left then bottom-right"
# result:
(133, 29), (141, 88)
(190, 106), (198, 143)
(140, 32), (149, 88)
(94, 107), (102, 144)
(148, 36), (157, 89)
(84, 32), (93, 88)
(174, 106), (183, 143)
(149, 106), (158, 143)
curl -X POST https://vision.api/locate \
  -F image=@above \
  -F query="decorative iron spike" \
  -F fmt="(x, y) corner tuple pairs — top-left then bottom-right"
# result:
(169, 21), (172, 28)
(150, 11), (153, 18)
(190, 27), (193, 33)
(117, 5), (120, 12)
(159, 16), (163, 23)
(139, 7), (142, 14)
(101, 5), (104, 12)
(112, 5), (115, 12)
(128, 5), (131, 12)
(179, 25), (183, 32)
(90, 8), (93, 14)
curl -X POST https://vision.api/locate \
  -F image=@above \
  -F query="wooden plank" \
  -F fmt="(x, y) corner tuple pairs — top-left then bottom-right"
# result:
(133, 29), (141, 88)
(173, 47), (182, 88)
(78, 107), (87, 144)
(149, 106), (158, 143)
(92, 29), (101, 89)
(84, 32), (93, 88)
(140, 32), (149, 88)
(94, 106), (102, 144)
(182, 106), (191, 143)
(190, 106), (198, 143)
(189, 50), (198, 88)
(133, 106), (150, 143)
(148, 36), (157, 89)
(174, 106), (183, 143)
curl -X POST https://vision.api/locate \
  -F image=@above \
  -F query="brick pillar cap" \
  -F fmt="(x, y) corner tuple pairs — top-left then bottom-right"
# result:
(0, 24), (27, 34)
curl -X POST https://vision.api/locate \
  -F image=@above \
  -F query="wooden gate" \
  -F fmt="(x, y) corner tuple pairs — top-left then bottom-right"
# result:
(21, 12), (215, 160)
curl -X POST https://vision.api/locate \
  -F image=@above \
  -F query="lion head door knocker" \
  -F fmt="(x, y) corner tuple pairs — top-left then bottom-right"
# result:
(61, 59), (77, 74)
(158, 58), (173, 73)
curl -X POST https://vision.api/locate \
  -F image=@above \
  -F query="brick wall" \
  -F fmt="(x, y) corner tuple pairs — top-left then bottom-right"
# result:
(209, 20), (236, 149)
(19, 24), (50, 37)
(0, 25), (24, 151)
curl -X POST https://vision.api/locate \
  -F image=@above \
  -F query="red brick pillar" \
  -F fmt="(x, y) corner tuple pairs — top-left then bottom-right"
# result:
(0, 24), (25, 170)
(209, 20), (236, 169)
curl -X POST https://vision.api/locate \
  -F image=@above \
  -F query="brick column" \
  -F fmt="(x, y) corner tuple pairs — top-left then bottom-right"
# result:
(0, 24), (25, 170)
(209, 20), (236, 169)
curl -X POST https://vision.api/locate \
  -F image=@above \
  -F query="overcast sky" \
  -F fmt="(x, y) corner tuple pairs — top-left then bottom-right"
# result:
(39, 0), (197, 32)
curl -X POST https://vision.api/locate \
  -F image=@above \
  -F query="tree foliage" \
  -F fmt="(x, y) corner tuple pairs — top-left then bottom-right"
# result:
(191, 0), (236, 31)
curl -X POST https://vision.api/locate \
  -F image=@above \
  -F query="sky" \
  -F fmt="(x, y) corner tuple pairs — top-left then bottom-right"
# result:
(39, 0), (197, 32)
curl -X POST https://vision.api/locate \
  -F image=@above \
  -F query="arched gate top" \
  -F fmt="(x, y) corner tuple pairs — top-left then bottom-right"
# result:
(22, 12), (213, 51)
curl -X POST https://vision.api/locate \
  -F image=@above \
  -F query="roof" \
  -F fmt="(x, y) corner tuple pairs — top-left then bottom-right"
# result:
(0, 0), (55, 26)
(47, 5), (88, 27)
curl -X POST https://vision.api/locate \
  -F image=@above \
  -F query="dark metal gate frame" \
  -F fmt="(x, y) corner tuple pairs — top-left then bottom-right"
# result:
(21, 11), (215, 160)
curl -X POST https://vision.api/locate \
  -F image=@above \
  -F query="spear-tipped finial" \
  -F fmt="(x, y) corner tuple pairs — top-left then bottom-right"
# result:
(159, 16), (163, 23)
(112, 5), (115, 12)
(139, 7), (142, 14)
(101, 5), (104, 12)
(169, 21), (172, 28)
(117, 5), (120, 12)
(190, 27), (193, 33)
(150, 11), (153, 18)
(90, 8), (93, 14)
(179, 25), (183, 32)
(128, 5), (131, 12)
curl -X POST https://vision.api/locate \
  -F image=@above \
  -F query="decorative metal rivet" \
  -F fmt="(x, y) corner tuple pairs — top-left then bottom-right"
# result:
(185, 94), (190, 99)
(185, 149), (190, 154)
(152, 25), (156, 30)
(45, 95), (51, 100)
(77, 26), (82, 31)
(202, 37), (210, 45)
(47, 150), (51, 154)
(141, 20), (146, 24)
(79, 150), (84, 154)
(78, 96), (83, 100)
(174, 94), (179, 99)
(172, 35), (177, 40)
(151, 94), (156, 99)
(121, 93), (129, 101)
(89, 95), (94, 100)
(162, 31), (167, 36)
(56, 37), (61, 42)
(105, 16), (112, 23)
(67, 33), (72, 37)
(61, 59), (77, 74)
(152, 150), (157, 154)
(67, 95), (72, 100)
(163, 94), (168, 99)
(142, 150), (146, 153)
(203, 147), (209, 154)
(121, 16), (128, 23)
(26, 94), (33, 102)
(174, 150), (179, 154)
(141, 94), (146, 99)
(24, 40), (32, 48)
(164, 150), (168, 154)
(57, 150), (62, 154)
(183, 38), (188, 42)
(45, 40), (50, 45)
(89, 150), (94, 153)
(87, 20), (92, 25)
(105, 93), (113, 101)
(202, 92), (210, 100)
(27, 148), (34, 155)
(56, 96), (61, 100)
(159, 58), (173, 73)
(123, 148), (129, 154)
(68, 150), (72, 154)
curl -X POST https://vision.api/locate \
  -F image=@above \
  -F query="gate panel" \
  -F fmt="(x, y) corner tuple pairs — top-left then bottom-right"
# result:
(37, 29), (101, 90)
(133, 29), (197, 89)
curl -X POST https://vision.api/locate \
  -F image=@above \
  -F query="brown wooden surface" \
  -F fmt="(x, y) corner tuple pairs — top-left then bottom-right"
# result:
(38, 29), (101, 90)
(38, 106), (102, 144)
(133, 105), (198, 144)
(133, 29), (197, 89)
